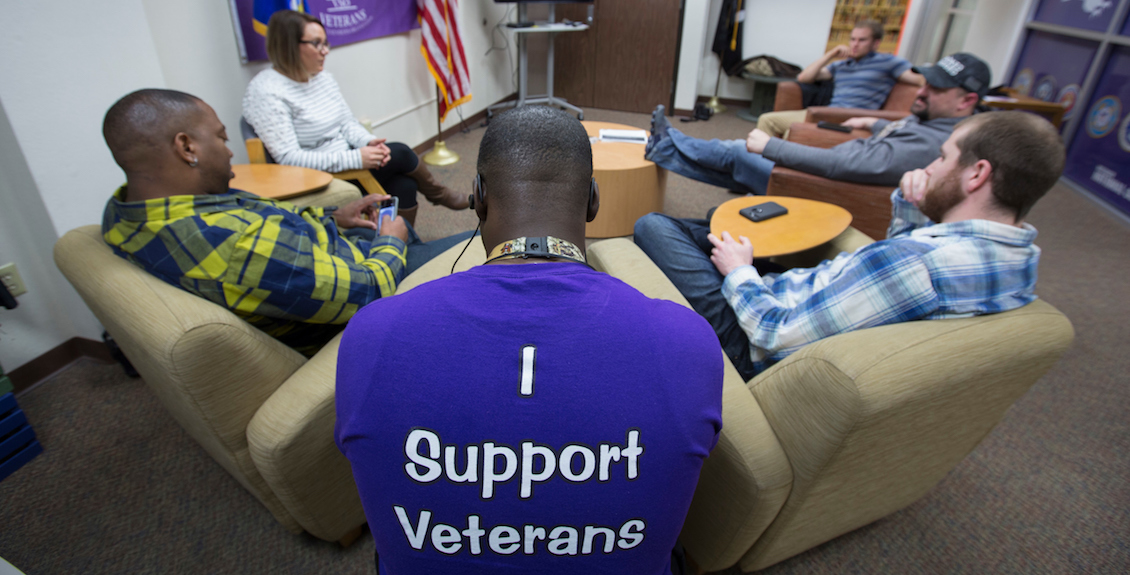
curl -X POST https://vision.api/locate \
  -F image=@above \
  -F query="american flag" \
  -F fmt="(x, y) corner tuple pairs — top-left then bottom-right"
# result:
(418, 0), (472, 122)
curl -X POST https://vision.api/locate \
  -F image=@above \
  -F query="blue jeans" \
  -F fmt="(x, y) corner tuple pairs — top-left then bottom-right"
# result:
(645, 128), (776, 195)
(633, 213), (759, 380)
(344, 224), (477, 277)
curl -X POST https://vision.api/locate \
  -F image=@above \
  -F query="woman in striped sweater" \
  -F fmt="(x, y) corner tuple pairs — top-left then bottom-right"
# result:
(243, 10), (468, 225)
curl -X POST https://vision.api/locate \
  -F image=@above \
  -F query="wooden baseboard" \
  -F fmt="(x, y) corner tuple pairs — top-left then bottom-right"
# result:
(412, 93), (519, 156)
(8, 337), (114, 394)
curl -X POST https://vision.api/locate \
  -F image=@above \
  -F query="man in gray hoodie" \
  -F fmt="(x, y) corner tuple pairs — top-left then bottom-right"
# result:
(644, 53), (991, 194)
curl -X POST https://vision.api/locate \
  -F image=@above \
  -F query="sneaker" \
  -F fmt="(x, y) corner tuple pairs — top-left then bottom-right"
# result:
(645, 105), (671, 159)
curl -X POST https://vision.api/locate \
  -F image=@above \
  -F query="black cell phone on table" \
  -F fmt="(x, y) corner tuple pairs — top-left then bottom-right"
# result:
(816, 121), (853, 133)
(740, 201), (789, 223)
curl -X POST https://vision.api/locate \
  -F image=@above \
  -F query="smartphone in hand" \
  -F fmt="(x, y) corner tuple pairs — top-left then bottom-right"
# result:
(375, 197), (399, 233)
(740, 201), (789, 223)
(816, 121), (853, 133)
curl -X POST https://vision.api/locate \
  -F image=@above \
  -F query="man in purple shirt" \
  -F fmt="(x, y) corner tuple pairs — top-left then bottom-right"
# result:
(335, 106), (724, 574)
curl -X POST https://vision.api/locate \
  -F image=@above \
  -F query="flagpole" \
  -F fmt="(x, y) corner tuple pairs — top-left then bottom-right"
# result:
(708, 0), (741, 114)
(423, 84), (459, 166)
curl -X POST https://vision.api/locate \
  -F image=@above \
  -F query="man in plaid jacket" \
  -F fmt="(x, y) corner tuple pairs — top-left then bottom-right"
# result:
(635, 111), (1065, 382)
(101, 89), (470, 355)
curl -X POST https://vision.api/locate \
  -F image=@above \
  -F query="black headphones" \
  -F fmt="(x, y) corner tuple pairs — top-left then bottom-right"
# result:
(470, 174), (597, 210)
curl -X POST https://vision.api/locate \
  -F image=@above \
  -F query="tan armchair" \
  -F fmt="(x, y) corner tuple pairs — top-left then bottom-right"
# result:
(54, 180), (367, 545)
(589, 236), (1074, 573)
(765, 123), (896, 240)
(56, 214), (1073, 574)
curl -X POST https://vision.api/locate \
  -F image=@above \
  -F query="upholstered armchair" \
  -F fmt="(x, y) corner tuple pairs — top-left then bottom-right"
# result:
(53, 180), (368, 546)
(773, 81), (919, 122)
(56, 216), (1074, 575)
(589, 236), (1074, 573)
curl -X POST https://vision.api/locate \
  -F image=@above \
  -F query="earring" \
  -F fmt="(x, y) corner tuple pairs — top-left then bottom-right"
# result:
(189, 157), (199, 168)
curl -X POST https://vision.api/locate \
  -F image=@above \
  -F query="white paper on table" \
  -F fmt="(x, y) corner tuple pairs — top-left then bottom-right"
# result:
(598, 129), (648, 144)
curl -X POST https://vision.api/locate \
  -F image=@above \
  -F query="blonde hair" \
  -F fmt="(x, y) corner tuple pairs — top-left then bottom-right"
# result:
(266, 10), (324, 82)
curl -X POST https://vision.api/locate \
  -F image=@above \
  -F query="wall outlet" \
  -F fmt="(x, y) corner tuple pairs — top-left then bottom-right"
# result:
(0, 263), (27, 297)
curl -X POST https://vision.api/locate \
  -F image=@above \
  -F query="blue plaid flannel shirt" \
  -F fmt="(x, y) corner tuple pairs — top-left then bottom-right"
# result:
(722, 189), (1040, 373)
(102, 187), (407, 355)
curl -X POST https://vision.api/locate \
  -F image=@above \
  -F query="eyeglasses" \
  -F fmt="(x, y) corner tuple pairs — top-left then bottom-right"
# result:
(299, 40), (331, 52)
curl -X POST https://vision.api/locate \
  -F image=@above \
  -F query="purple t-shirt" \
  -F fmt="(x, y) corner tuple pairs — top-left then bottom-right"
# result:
(336, 262), (724, 574)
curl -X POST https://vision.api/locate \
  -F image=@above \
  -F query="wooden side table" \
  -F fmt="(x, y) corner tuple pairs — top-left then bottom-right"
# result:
(230, 164), (333, 200)
(981, 93), (1067, 128)
(582, 121), (666, 238)
(710, 196), (852, 258)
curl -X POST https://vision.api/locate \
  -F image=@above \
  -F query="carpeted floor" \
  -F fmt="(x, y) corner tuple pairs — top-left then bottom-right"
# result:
(1, 107), (1127, 574)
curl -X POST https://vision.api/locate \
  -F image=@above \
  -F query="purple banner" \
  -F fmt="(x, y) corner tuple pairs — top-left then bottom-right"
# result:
(1009, 30), (1098, 126)
(1033, 0), (1117, 33)
(231, 0), (419, 63)
(1063, 46), (1130, 217)
(1122, 9), (1130, 36)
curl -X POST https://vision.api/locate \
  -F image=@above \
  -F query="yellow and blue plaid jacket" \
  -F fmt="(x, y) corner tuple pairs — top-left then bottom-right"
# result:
(102, 187), (406, 355)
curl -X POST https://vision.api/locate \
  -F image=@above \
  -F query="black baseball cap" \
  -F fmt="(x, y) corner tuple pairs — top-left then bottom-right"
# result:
(913, 53), (992, 98)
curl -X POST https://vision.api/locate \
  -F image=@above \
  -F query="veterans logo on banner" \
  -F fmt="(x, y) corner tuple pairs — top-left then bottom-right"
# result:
(1012, 68), (1034, 96)
(1063, 46), (1130, 219)
(1057, 84), (1080, 120)
(1086, 96), (1121, 138)
(1034, 75), (1058, 102)
(231, 0), (419, 62)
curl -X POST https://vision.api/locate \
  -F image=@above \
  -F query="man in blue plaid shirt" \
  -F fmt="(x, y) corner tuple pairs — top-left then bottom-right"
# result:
(101, 89), (472, 355)
(635, 111), (1065, 381)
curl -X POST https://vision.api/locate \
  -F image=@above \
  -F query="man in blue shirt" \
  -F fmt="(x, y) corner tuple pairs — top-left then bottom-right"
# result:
(644, 53), (992, 196)
(634, 111), (1065, 382)
(758, 20), (924, 138)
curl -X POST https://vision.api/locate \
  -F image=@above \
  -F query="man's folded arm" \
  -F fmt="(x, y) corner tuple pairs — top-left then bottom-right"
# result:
(888, 188), (933, 239)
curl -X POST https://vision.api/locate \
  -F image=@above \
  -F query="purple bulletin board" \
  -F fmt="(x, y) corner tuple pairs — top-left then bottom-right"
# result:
(1062, 46), (1130, 217)
(1010, 31), (1099, 124)
(231, 0), (419, 63)
(1032, 0), (1118, 33)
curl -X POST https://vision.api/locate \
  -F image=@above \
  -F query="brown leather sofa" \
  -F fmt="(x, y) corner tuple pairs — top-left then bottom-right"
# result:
(773, 81), (919, 122)
(765, 121), (896, 240)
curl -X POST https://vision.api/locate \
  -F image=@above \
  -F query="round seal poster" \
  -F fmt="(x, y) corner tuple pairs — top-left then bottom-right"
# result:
(1057, 84), (1081, 120)
(1086, 96), (1122, 138)
(1012, 68), (1034, 97)
(1119, 112), (1130, 153)
(1034, 75), (1058, 102)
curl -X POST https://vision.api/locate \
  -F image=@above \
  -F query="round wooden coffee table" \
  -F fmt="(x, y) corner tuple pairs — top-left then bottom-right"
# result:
(583, 121), (665, 238)
(711, 196), (853, 257)
(230, 164), (333, 200)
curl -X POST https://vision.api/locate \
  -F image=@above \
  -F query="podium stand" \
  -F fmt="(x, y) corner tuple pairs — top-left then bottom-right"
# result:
(487, 3), (590, 121)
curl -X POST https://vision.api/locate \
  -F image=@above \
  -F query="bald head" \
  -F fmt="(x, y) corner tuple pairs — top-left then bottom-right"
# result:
(477, 106), (593, 216)
(103, 89), (204, 173)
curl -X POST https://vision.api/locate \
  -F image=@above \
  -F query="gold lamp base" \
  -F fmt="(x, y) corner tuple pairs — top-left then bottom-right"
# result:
(423, 140), (460, 166)
(705, 96), (726, 114)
